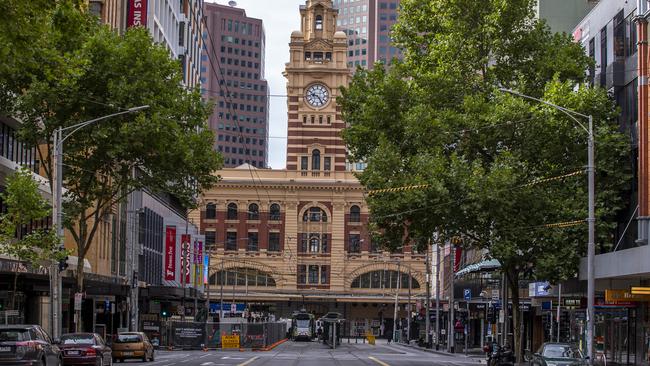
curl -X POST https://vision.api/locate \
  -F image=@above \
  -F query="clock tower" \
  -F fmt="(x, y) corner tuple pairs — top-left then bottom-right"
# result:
(284, 0), (350, 172)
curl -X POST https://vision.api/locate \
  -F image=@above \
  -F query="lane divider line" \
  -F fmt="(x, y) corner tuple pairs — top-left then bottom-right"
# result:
(237, 356), (259, 366)
(368, 356), (391, 366)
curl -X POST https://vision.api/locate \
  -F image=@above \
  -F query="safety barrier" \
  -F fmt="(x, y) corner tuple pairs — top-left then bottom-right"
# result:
(154, 320), (286, 350)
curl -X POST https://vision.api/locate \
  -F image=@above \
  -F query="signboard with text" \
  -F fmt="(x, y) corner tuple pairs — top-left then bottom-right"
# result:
(181, 234), (191, 284)
(127, 0), (148, 27)
(221, 335), (240, 349)
(164, 226), (176, 281)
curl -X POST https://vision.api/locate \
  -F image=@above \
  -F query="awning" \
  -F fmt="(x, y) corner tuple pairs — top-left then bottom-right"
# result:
(455, 259), (501, 277)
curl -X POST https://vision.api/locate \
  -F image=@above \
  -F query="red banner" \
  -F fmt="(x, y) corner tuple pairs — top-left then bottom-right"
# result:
(164, 226), (176, 281)
(127, 0), (148, 27)
(181, 234), (191, 284)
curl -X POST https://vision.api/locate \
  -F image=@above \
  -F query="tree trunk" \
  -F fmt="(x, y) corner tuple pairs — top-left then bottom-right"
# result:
(74, 214), (89, 333)
(507, 270), (522, 363)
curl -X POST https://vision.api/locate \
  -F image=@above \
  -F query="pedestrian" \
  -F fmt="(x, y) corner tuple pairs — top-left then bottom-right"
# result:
(317, 326), (323, 340)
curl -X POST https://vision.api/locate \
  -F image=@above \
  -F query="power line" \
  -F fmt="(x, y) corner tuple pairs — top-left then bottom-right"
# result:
(371, 167), (586, 220)
(190, 4), (273, 205)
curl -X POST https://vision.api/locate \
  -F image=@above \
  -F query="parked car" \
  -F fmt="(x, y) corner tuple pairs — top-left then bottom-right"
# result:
(111, 332), (153, 363)
(59, 333), (111, 366)
(527, 343), (588, 366)
(0, 324), (61, 366)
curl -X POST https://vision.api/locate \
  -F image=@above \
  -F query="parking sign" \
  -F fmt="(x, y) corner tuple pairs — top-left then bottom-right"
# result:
(464, 289), (471, 301)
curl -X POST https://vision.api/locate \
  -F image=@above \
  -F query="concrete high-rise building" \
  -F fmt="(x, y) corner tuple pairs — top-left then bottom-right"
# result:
(88, 0), (204, 89)
(333, 0), (402, 69)
(202, 2), (269, 168)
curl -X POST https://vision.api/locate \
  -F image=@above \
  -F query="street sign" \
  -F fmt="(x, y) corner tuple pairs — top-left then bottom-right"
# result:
(464, 289), (470, 300)
(221, 335), (240, 349)
(74, 293), (83, 311)
(491, 289), (499, 300)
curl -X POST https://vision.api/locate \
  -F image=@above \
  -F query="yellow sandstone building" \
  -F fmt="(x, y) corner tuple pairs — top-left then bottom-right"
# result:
(198, 0), (426, 337)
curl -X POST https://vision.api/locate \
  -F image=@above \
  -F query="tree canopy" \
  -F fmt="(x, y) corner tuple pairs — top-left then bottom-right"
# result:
(3, 1), (222, 292)
(340, 0), (632, 358)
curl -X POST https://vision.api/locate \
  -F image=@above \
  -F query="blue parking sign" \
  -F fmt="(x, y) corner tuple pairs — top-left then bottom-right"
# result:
(464, 289), (471, 301)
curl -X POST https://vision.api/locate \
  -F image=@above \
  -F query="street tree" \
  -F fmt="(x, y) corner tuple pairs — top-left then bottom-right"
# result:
(14, 4), (222, 298)
(0, 168), (64, 309)
(341, 0), (631, 359)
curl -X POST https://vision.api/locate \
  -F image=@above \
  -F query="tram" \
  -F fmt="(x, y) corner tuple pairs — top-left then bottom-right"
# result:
(291, 310), (315, 341)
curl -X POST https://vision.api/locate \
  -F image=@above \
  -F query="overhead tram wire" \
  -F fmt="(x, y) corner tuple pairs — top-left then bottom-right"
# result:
(370, 168), (586, 220)
(189, 4), (273, 204)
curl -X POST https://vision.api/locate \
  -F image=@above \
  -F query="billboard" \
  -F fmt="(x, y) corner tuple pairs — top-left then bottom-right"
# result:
(164, 226), (176, 281)
(127, 0), (148, 27)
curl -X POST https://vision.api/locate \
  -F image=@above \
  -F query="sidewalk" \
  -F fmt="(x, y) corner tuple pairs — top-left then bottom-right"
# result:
(388, 341), (485, 361)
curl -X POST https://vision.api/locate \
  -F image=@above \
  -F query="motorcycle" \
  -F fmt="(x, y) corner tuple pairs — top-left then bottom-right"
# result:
(483, 342), (516, 366)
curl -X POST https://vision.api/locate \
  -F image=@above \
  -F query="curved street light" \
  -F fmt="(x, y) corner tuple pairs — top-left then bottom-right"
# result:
(50, 105), (149, 338)
(499, 88), (594, 364)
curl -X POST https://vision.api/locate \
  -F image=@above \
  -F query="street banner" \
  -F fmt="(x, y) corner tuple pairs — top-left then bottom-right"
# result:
(164, 226), (176, 280)
(181, 234), (191, 284)
(127, 0), (148, 27)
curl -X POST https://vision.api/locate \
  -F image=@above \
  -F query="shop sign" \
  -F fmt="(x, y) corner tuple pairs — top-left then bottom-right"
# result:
(221, 335), (240, 349)
(528, 282), (551, 297)
(563, 298), (583, 307)
(605, 289), (650, 303)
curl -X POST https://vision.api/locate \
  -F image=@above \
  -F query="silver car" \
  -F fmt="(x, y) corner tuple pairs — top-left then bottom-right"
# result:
(527, 343), (588, 366)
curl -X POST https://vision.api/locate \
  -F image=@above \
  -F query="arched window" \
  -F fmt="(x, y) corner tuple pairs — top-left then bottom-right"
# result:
(206, 203), (217, 219)
(248, 203), (259, 220)
(302, 207), (328, 222)
(269, 203), (281, 221)
(350, 270), (420, 289)
(349, 205), (360, 222)
(227, 203), (238, 220)
(315, 15), (323, 30)
(311, 149), (321, 170)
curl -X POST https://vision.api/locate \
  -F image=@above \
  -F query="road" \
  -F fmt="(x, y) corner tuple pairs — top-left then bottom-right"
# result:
(122, 340), (482, 366)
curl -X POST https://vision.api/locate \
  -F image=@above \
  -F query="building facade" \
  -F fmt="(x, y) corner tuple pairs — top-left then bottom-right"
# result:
(570, 1), (650, 365)
(198, 0), (426, 338)
(202, 2), (269, 168)
(333, 0), (402, 68)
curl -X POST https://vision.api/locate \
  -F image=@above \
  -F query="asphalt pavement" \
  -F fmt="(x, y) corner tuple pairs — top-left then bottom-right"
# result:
(124, 340), (483, 366)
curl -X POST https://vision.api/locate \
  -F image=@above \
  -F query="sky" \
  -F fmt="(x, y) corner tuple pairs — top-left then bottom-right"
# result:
(206, 0), (302, 169)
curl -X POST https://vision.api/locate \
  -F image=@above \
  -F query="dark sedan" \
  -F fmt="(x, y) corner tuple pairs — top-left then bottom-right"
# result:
(528, 343), (588, 366)
(0, 324), (61, 366)
(59, 333), (111, 366)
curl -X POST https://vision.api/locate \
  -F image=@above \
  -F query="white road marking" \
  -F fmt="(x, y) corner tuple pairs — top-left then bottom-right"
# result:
(237, 356), (259, 366)
(369, 356), (391, 366)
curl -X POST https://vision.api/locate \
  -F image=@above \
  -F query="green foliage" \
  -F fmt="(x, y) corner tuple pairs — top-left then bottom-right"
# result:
(342, 0), (630, 284)
(0, 168), (63, 266)
(4, 2), (222, 290)
(342, 0), (631, 358)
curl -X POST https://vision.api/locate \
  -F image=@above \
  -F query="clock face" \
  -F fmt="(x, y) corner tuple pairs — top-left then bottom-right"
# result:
(305, 84), (330, 108)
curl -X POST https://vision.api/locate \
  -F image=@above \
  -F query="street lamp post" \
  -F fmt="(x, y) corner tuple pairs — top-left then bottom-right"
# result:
(500, 88), (594, 364)
(51, 105), (149, 337)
